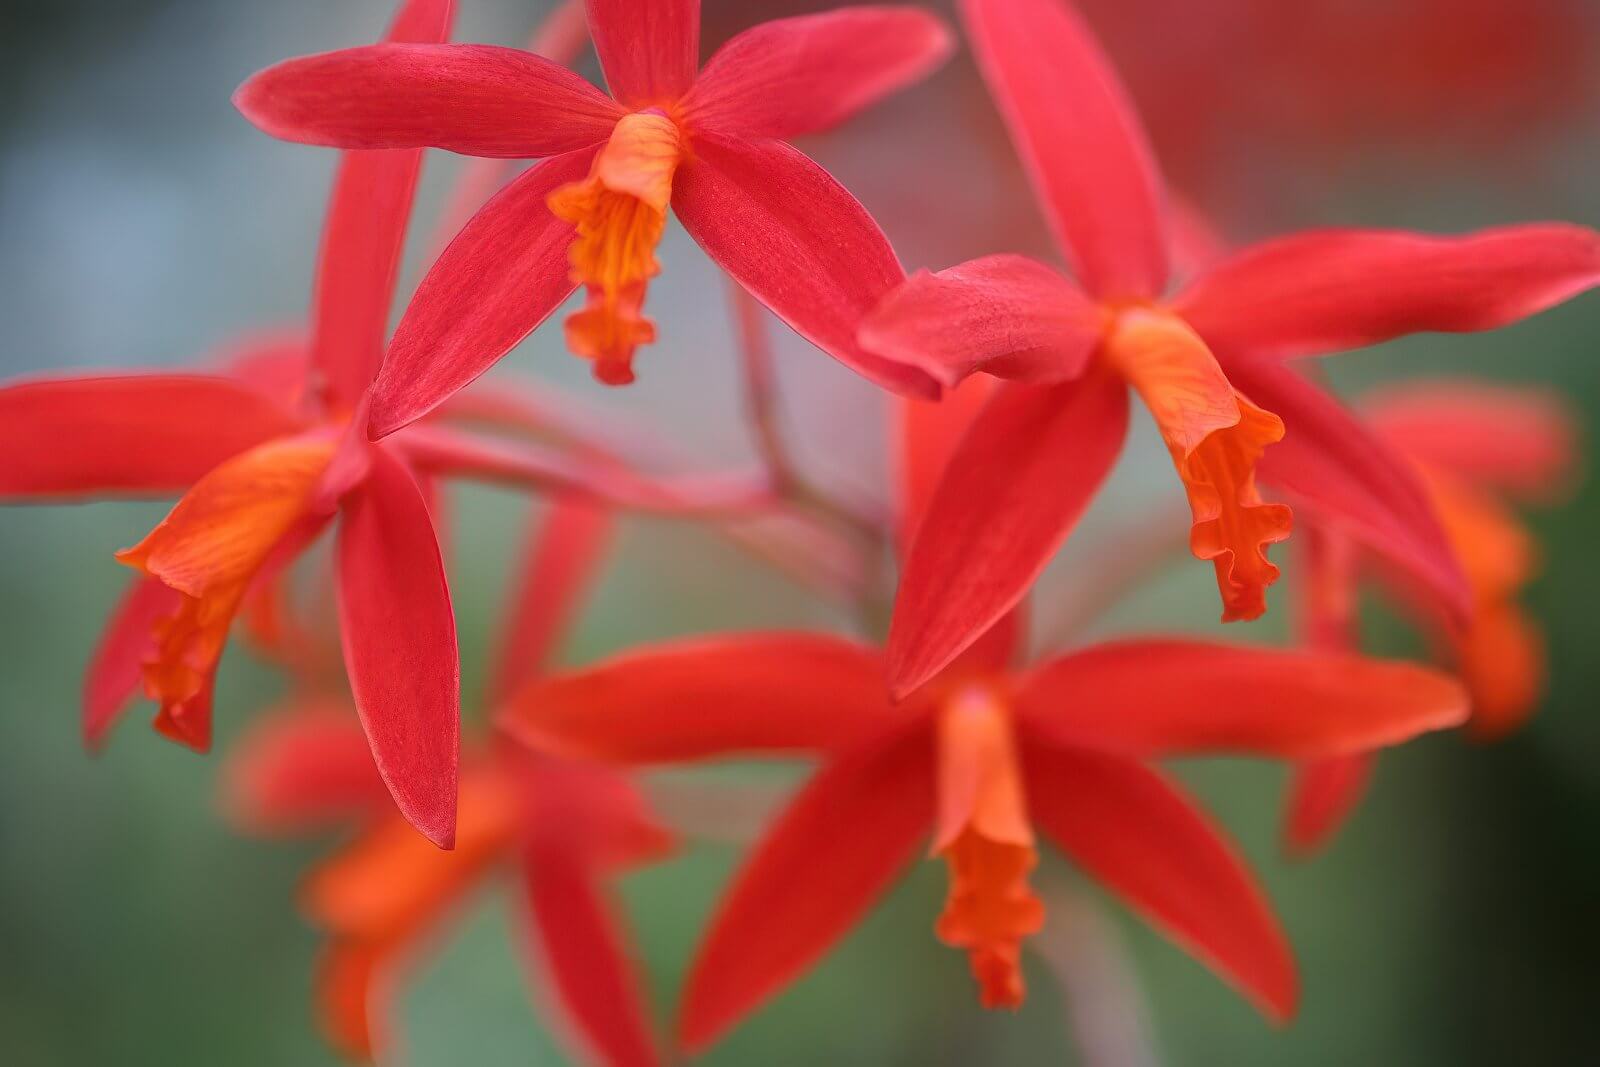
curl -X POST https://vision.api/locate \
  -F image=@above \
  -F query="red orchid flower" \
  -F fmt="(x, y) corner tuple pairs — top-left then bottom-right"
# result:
(1284, 380), (1579, 853)
(499, 376), (1468, 1045)
(0, 0), (467, 847)
(855, 0), (1600, 698)
(0, 0), (690, 849)
(232, 1), (954, 430)
(504, 624), (1468, 1049)
(227, 712), (670, 1066)
(222, 483), (671, 1066)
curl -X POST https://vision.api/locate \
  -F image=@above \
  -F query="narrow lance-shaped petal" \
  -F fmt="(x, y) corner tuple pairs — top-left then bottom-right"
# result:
(336, 446), (461, 848)
(1105, 309), (1292, 622)
(521, 841), (661, 1067)
(117, 433), (336, 751)
(1364, 380), (1579, 499)
(895, 376), (995, 551)
(585, 0), (699, 107)
(372, 147), (596, 437)
(0, 375), (303, 500)
(1023, 742), (1298, 1022)
(677, 723), (934, 1053)
(308, 0), (457, 408)
(859, 255), (1104, 386)
(503, 633), (894, 764)
(220, 701), (389, 836)
(1016, 638), (1469, 759)
(960, 0), (1170, 300)
(491, 500), (614, 704)
(1282, 754), (1375, 857)
(1174, 224), (1600, 361)
(683, 7), (954, 141)
(234, 43), (623, 157)
(672, 133), (940, 399)
(888, 371), (1129, 700)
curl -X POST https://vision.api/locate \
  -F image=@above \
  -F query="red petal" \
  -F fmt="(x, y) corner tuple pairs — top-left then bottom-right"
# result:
(960, 0), (1169, 300)
(336, 447), (460, 848)
(1016, 638), (1469, 759)
(82, 576), (181, 750)
(219, 700), (389, 836)
(0, 374), (302, 499)
(682, 7), (953, 140)
(502, 633), (894, 763)
(894, 377), (996, 552)
(887, 372), (1129, 700)
(234, 43), (621, 156)
(1175, 224), (1600, 360)
(316, 939), (398, 1062)
(585, 0), (699, 107)
(220, 703), (387, 834)
(1022, 742), (1297, 1022)
(1224, 358), (1474, 623)
(678, 724), (934, 1052)
(859, 255), (1103, 386)
(311, 148), (426, 409)
(672, 133), (940, 399)
(490, 500), (614, 703)
(1364, 379), (1579, 499)
(521, 845), (660, 1067)
(1282, 754), (1376, 857)
(385, 0), (455, 42)
(371, 148), (595, 436)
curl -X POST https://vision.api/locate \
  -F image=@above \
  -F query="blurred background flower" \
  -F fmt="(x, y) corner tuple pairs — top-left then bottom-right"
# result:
(1, 1), (1597, 1064)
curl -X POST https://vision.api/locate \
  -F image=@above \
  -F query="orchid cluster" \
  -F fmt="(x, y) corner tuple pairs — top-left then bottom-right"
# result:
(3, 0), (1595, 1063)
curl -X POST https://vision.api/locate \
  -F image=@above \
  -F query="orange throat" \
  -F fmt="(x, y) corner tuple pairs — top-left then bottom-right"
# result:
(1107, 309), (1292, 621)
(933, 684), (1044, 1009)
(548, 111), (684, 386)
(116, 434), (335, 750)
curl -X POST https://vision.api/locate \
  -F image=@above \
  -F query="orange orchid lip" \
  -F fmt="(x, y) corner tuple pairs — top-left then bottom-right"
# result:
(548, 110), (686, 386)
(115, 433), (338, 750)
(1104, 308), (1293, 622)
(933, 683), (1044, 1009)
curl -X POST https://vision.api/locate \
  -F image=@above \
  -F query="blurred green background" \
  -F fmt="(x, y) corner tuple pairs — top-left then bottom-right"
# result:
(2, 1), (1597, 1064)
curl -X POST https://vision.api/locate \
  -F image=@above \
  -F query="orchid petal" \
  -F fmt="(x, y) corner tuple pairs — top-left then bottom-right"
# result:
(82, 576), (181, 750)
(235, 44), (622, 157)
(1364, 380), (1580, 498)
(219, 700), (388, 836)
(1282, 754), (1376, 857)
(1224, 357), (1474, 623)
(336, 447), (460, 849)
(311, 146), (427, 408)
(683, 7), (953, 140)
(888, 372), (1129, 700)
(678, 724), (934, 1052)
(672, 133), (940, 399)
(859, 255), (1103, 386)
(1175, 224), (1600, 360)
(585, 0), (699, 107)
(503, 633), (893, 763)
(1017, 638), (1468, 759)
(491, 500), (614, 704)
(0, 375), (302, 499)
(960, 0), (1169, 299)
(894, 377), (996, 551)
(1023, 742), (1296, 1022)
(522, 844), (660, 1067)
(372, 147), (595, 436)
